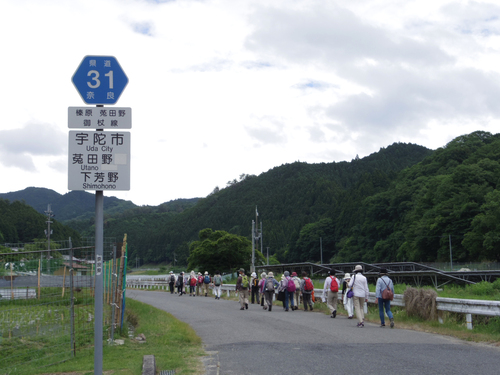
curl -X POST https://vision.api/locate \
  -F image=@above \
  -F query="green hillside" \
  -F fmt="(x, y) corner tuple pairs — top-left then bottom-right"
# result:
(99, 141), (432, 265)
(0, 188), (137, 222)
(8, 132), (500, 267)
(0, 199), (82, 245)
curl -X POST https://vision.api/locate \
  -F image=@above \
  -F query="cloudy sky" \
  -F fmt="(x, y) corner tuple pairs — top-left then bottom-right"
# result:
(1, 0), (500, 206)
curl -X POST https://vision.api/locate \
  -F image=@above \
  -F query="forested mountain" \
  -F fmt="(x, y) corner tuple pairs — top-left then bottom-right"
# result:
(9, 132), (500, 266)
(0, 199), (81, 245)
(96, 141), (432, 265)
(0, 187), (137, 221)
(333, 131), (500, 263)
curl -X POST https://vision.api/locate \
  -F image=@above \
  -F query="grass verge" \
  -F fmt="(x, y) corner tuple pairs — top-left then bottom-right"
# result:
(31, 298), (205, 375)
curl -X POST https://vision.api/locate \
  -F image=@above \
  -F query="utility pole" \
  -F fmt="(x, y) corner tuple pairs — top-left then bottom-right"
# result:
(320, 237), (323, 265)
(251, 206), (261, 273)
(449, 234), (453, 271)
(266, 247), (269, 265)
(44, 204), (54, 274)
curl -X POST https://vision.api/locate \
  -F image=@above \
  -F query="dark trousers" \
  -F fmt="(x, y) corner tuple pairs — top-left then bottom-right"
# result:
(169, 282), (175, 294)
(303, 293), (313, 310)
(251, 286), (259, 304)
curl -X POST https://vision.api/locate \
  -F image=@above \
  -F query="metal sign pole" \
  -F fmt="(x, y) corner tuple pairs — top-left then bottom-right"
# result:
(94, 190), (104, 375)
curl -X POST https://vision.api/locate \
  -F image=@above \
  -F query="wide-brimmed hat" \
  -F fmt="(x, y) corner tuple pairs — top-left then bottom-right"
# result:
(292, 272), (297, 277)
(261, 272), (267, 278)
(239, 268), (245, 273)
(204, 271), (208, 275)
(284, 271), (290, 277)
(344, 273), (351, 279)
(353, 265), (363, 272)
(169, 271), (173, 274)
(379, 268), (388, 275)
(268, 272), (274, 277)
(251, 272), (257, 277)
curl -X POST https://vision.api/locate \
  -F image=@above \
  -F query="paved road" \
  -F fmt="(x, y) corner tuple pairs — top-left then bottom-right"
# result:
(128, 289), (500, 375)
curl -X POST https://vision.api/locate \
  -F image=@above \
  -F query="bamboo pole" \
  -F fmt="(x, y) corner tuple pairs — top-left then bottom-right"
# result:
(114, 234), (127, 326)
(10, 263), (14, 300)
(38, 259), (41, 300)
(103, 261), (106, 304)
(107, 259), (113, 304)
(62, 266), (67, 297)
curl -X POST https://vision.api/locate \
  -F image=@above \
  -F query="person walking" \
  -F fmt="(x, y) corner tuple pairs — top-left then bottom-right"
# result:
(282, 271), (296, 312)
(278, 274), (287, 309)
(235, 268), (250, 310)
(176, 271), (185, 295)
(322, 269), (340, 318)
(196, 272), (203, 296)
(376, 268), (395, 328)
(202, 271), (211, 297)
(259, 272), (267, 309)
(262, 271), (279, 312)
(250, 272), (260, 304)
(341, 273), (354, 319)
(348, 265), (370, 327)
(168, 271), (176, 294)
(291, 272), (301, 310)
(300, 271), (314, 311)
(212, 270), (223, 300)
(189, 271), (197, 296)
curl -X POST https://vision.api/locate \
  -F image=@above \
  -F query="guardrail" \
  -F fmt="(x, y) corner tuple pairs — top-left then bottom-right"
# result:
(126, 280), (500, 329)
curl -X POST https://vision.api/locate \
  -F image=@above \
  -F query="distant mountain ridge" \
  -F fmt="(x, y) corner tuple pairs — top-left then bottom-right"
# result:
(0, 188), (137, 222)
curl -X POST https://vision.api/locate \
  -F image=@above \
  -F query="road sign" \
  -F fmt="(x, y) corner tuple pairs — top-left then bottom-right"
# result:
(72, 56), (129, 105)
(68, 130), (130, 191)
(68, 107), (132, 129)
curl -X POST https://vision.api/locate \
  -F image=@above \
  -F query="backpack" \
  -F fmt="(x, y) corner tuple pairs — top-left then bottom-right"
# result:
(241, 275), (249, 288)
(287, 277), (296, 292)
(170, 274), (175, 283)
(266, 278), (275, 291)
(214, 275), (222, 286)
(381, 277), (394, 301)
(304, 277), (314, 292)
(198, 275), (204, 285)
(190, 277), (197, 286)
(253, 278), (259, 287)
(330, 276), (339, 292)
(293, 277), (301, 289)
(204, 275), (210, 284)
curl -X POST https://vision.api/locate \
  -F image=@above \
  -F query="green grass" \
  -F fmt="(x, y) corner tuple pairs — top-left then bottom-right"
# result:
(4, 298), (204, 375)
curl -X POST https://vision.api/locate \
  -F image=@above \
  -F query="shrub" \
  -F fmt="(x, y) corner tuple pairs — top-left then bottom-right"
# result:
(404, 287), (438, 320)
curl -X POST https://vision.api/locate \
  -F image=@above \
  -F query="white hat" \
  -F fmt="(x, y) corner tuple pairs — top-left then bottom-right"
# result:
(251, 272), (257, 277)
(268, 272), (274, 277)
(169, 271), (173, 274)
(354, 265), (363, 272)
(261, 272), (267, 278)
(344, 273), (351, 279)
(204, 271), (208, 275)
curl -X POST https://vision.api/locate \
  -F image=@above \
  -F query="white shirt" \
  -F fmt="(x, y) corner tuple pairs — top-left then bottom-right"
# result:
(322, 275), (339, 302)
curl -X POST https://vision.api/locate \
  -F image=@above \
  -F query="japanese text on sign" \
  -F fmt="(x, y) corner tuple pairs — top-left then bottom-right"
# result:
(96, 255), (103, 276)
(68, 130), (130, 191)
(68, 107), (132, 129)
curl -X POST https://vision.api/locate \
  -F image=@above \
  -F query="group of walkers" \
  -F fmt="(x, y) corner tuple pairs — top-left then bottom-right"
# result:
(234, 265), (395, 328)
(167, 265), (395, 328)
(168, 270), (224, 299)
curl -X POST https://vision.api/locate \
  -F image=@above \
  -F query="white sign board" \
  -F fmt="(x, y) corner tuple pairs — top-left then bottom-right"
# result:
(68, 107), (132, 129)
(68, 130), (130, 191)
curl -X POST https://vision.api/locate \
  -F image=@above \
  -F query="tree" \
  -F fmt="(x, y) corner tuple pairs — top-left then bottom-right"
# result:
(187, 228), (265, 274)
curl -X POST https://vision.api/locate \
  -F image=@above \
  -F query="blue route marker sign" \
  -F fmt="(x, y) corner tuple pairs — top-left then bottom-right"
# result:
(72, 55), (128, 105)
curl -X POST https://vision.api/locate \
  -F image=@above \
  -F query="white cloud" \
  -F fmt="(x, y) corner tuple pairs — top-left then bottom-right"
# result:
(1, 0), (500, 206)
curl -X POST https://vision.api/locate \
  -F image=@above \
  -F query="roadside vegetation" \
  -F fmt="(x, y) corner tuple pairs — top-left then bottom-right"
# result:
(19, 299), (204, 375)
